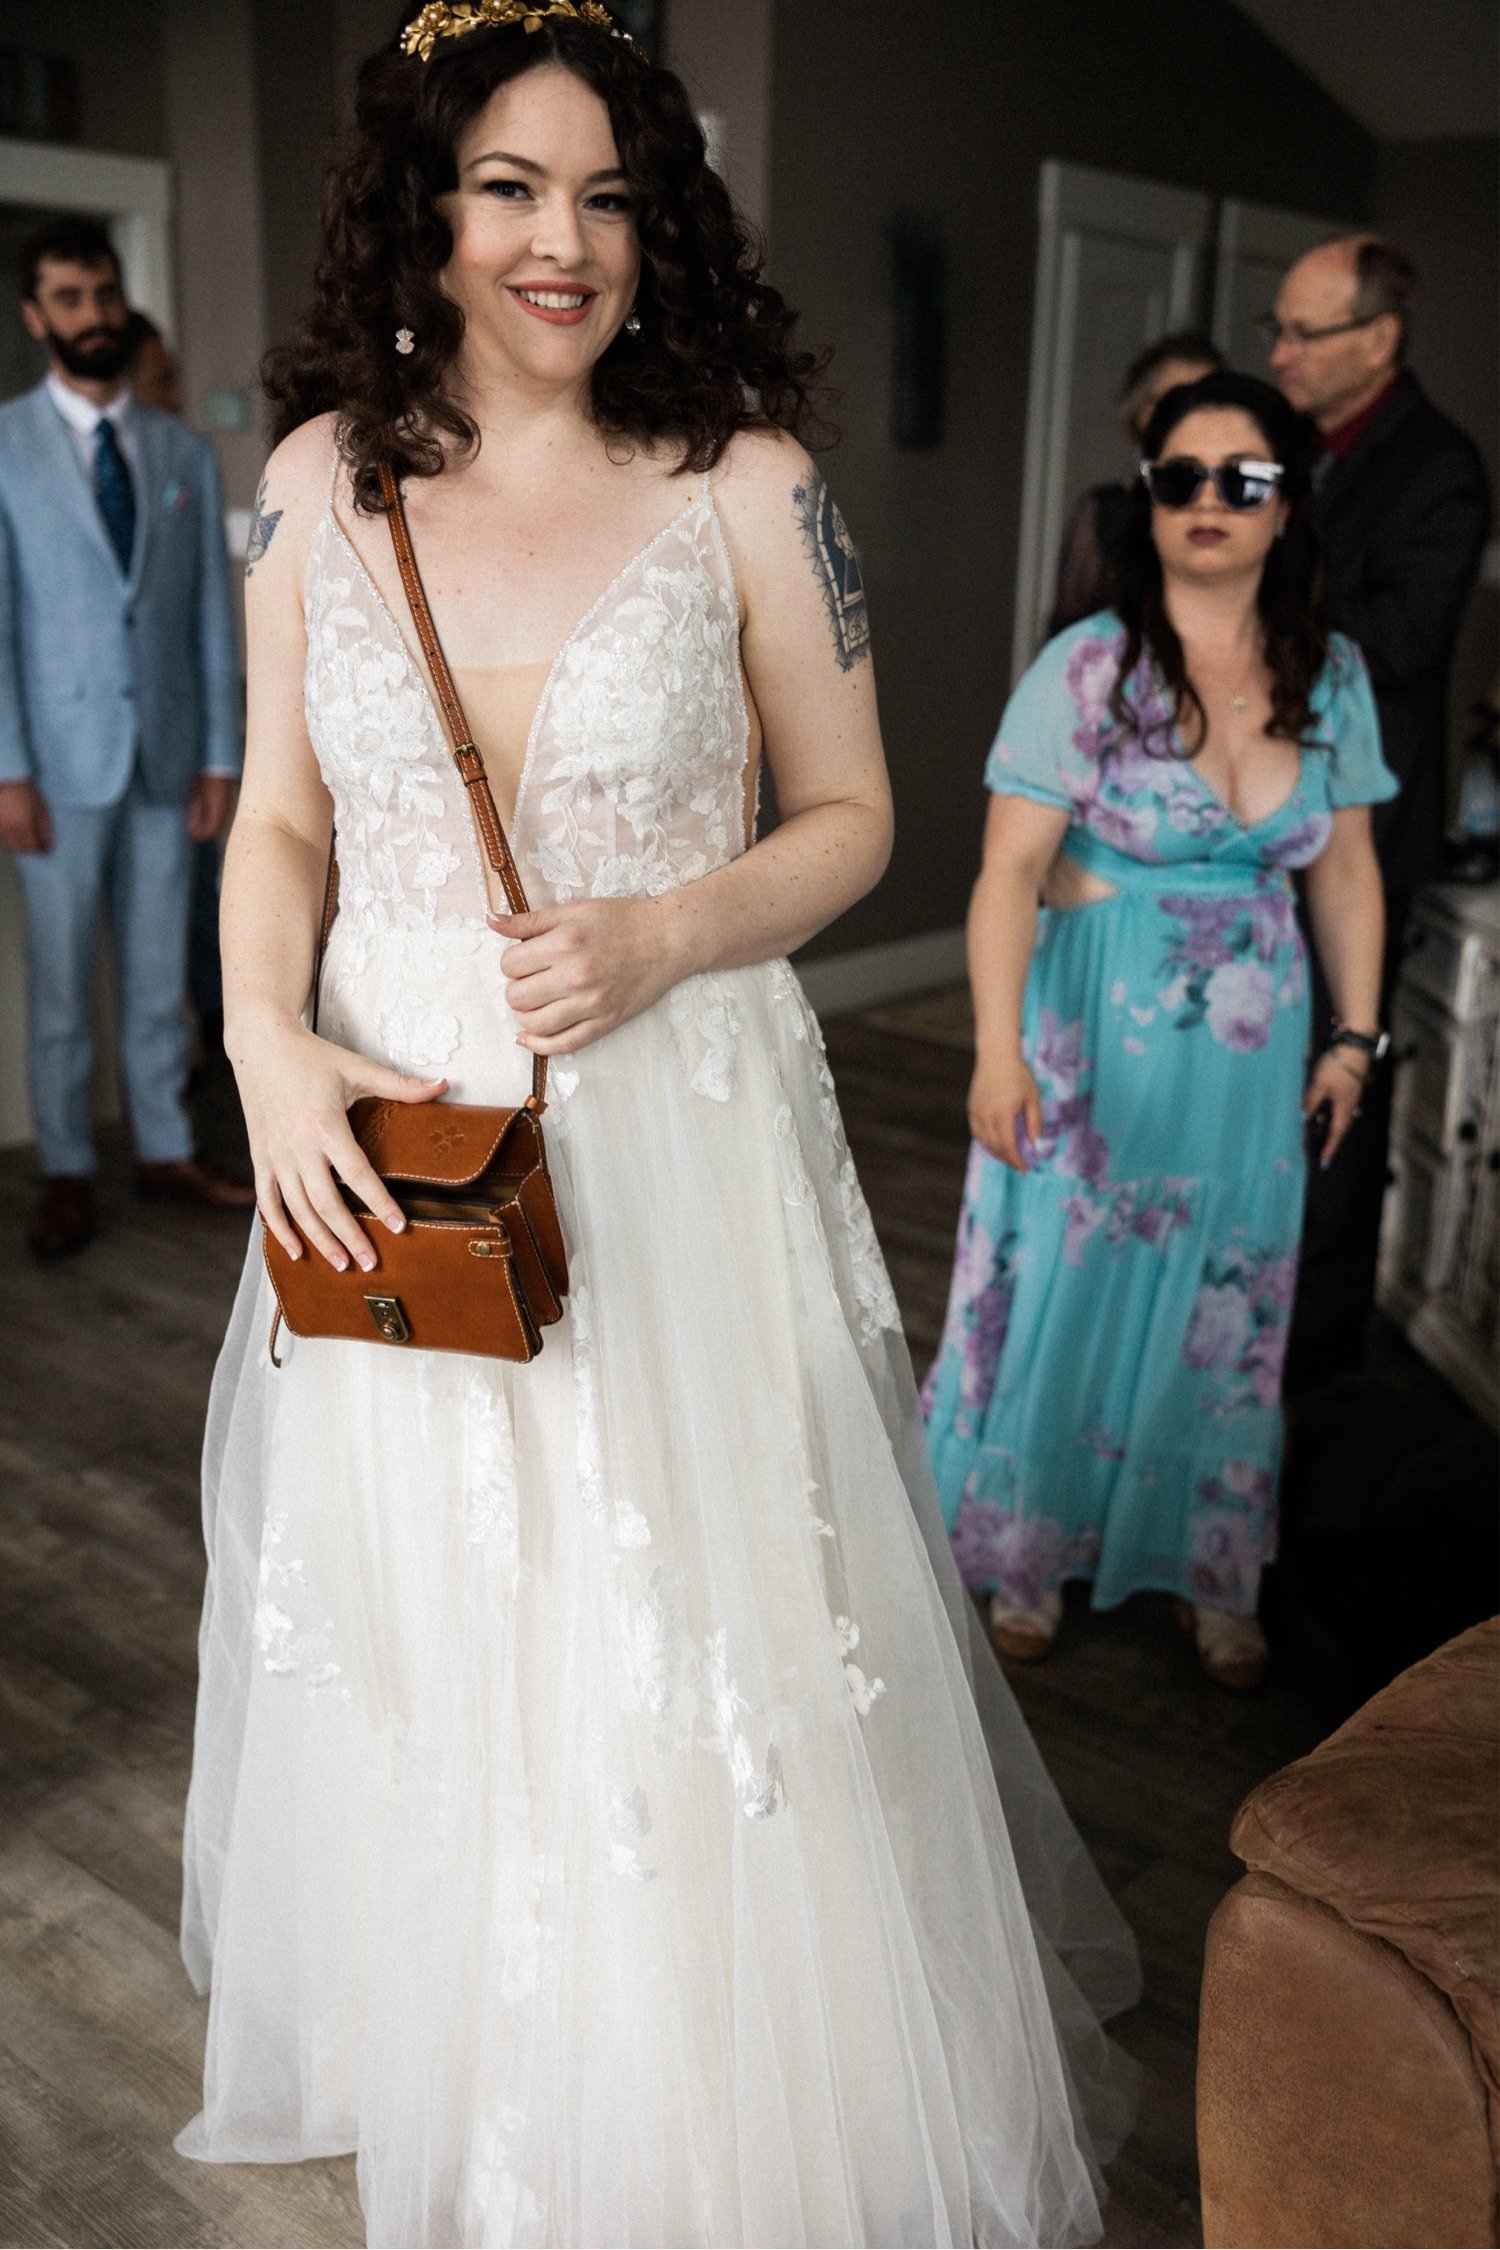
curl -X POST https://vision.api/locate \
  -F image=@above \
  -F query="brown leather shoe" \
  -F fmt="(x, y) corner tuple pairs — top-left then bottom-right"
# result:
(28, 1175), (97, 1259)
(134, 1157), (256, 1210)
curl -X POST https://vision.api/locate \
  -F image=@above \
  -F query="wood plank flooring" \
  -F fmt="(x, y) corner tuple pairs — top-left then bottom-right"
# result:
(0, 991), (1335, 2249)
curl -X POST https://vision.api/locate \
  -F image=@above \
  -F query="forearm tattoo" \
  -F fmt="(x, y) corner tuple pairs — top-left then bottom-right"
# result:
(245, 475), (283, 576)
(792, 468), (870, 671)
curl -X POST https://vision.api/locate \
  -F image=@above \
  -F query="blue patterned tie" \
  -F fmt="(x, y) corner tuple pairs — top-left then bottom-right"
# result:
(93, 416), (136, 574)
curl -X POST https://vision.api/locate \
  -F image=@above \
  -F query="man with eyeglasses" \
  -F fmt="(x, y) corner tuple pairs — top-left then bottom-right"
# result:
(1264, 232), (1490, 1387)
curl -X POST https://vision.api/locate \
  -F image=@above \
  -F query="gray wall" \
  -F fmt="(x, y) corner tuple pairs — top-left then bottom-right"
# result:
(0, 0), (166, 157)
(253, 0), (341, 363)
(767, 0), (1377, 958)
(1375, 133), (1499, 792)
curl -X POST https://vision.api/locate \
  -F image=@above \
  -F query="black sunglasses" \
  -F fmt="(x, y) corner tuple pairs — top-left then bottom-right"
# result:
(1140, 456), (1284, 511)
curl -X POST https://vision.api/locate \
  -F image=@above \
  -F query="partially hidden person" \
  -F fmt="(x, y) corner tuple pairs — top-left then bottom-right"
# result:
(1048, 329), (1223, 640)
(1265, 234), (1492, 1387)
(127, 304), (228, 1045)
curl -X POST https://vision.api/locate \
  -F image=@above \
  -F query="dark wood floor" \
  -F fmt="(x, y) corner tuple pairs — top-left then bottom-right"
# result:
(0, 988), (1401, 2249)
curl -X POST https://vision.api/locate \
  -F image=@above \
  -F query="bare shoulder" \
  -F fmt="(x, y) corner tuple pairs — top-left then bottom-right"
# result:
(246, 412), (339, 583)
(712, 424), (817, 530)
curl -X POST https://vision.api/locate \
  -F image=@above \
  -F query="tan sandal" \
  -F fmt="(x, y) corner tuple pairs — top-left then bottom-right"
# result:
(989, 1588), (1063, 1663)
(1174, 1597), (1267, 1691)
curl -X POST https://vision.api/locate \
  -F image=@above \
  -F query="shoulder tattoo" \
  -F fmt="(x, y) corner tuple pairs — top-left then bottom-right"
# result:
(791, 468), (870, 672)
(245, 475), (283, 576)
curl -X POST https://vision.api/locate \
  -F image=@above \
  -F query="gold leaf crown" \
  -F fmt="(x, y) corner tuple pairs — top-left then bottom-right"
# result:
(402, 0), (633, 64)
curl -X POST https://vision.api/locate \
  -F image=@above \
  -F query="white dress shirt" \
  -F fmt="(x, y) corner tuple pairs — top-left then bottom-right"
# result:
(45, 368), (139, 485)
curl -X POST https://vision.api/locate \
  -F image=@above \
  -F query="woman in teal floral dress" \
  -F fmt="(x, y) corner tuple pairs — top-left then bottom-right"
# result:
(923, 374), (1395, 1688)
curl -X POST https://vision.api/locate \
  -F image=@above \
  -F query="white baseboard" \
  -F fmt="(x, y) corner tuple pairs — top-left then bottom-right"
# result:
(797, 925), (967, 1018)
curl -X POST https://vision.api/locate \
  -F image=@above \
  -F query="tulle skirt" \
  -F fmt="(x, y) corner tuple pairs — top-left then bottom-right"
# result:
(178, 948), (1139, 2247)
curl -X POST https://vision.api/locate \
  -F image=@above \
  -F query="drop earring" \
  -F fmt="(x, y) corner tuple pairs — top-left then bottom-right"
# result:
(624, 307), (641, 336)
(395, 327), (415, 356)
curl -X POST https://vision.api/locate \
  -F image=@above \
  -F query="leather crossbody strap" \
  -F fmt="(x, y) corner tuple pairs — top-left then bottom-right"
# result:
(310, 462), (547, 1114)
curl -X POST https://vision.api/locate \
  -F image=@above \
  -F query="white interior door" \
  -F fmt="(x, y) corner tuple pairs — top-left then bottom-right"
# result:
(0, 140), (173, 1151)
(1212, 196), (1353, 380)
(1011, 161), (1212, 679)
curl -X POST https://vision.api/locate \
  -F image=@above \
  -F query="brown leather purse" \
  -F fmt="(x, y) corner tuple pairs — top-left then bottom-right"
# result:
(262, 462), (569, 1367)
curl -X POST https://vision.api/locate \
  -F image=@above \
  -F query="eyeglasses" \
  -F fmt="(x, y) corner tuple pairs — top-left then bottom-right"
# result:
(1141, 457), (1284, 511)
(1256, 312), (1380, 351)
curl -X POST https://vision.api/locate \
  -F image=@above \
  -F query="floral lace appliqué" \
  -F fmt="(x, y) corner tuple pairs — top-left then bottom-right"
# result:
(519, 502), (750, 910)
(833, 1615), (887, 1716)
(669, 973), (744, 1102)
(462, 1372), (519, 1561)
(254, 1508), (346, 1696)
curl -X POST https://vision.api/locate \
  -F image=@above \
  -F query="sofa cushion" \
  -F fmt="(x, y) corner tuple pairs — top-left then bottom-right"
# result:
(1231, 1618), (1500, 2116)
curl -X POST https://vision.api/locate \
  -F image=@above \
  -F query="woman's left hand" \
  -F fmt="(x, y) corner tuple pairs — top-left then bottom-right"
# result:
(1302, 1047), (1369, 1168)
(490, 900), (687, 1055)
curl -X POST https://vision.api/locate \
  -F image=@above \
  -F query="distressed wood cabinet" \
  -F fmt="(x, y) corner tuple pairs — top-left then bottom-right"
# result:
(1379, 883), (1500, 1424)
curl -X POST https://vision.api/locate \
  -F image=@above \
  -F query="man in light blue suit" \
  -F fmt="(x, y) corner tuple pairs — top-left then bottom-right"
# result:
(0, 216), (253, 1255)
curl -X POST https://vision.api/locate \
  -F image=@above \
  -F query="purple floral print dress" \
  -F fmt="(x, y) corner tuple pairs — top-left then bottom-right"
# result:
(922, 613), (1396, 1617)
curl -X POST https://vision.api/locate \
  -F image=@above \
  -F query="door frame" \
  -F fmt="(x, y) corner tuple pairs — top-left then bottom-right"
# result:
(1211, 195), (1349, 360)
(1010, 159), (1211, 685)
(0, 136), (174, 330)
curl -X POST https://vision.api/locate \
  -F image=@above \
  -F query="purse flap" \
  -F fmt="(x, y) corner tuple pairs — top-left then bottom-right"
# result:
(349, 1096), (534, 1187)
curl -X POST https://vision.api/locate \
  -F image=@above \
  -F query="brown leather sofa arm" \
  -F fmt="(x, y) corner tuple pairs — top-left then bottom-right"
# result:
(1199, 1870), (1496, 2248)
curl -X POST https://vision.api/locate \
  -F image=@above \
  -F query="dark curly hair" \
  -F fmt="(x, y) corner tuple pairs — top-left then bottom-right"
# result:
(1105, 370), (1334, 756)
(264, 8), (829, 511)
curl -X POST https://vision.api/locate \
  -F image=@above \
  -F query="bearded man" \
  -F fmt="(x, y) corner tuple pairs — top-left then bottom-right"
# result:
(0, 216), (251, 1256)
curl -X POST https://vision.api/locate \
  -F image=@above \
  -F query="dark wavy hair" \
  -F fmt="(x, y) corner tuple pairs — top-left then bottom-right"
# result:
(1105, 370), (1332, 756)
(264, 9), (830, 511)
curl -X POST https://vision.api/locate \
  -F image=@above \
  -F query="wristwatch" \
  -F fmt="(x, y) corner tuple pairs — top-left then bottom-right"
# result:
(1329, 1023), (1391, 1063)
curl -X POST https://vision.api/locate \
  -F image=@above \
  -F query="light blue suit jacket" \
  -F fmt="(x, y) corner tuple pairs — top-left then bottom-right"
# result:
(0, 381), (241, 808)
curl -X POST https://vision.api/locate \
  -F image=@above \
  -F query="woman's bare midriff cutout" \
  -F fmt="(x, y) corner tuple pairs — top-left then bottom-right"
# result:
(1041, 851), (1118, 910)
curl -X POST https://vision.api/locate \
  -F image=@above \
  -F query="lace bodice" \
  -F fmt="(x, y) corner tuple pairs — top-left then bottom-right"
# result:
(303, 480), (751, 948)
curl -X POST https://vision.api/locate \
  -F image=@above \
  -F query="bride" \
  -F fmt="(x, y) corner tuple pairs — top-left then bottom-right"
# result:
(177, 5), (1139, 2243)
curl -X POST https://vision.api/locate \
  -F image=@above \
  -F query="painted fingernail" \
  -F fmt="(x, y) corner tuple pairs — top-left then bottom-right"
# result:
(388, 1215), (406, 1234)
(358, 1254), (375, 1272)
(333, 1255), (349, 1271)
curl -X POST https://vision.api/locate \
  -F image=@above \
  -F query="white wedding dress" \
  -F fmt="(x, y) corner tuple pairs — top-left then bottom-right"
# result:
(178, 470), (1140, 2249)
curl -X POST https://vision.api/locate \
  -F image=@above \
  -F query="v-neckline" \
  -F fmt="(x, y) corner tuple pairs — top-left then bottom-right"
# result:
(1183, 749), (1306, 838)
(322, 483), (709, 836)
(1119, 632), (1308, 837)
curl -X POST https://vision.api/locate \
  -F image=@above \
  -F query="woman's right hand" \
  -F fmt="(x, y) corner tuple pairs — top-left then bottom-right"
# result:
(968, 1051), (1044, 1172)
(230, 1017), (447, 1272)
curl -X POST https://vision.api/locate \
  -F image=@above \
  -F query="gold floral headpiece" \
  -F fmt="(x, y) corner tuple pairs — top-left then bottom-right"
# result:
(402, 0), (633, 64)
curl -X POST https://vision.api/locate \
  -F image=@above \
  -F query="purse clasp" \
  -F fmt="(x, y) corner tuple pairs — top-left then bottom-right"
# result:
(364, 1292), (411, 1342)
